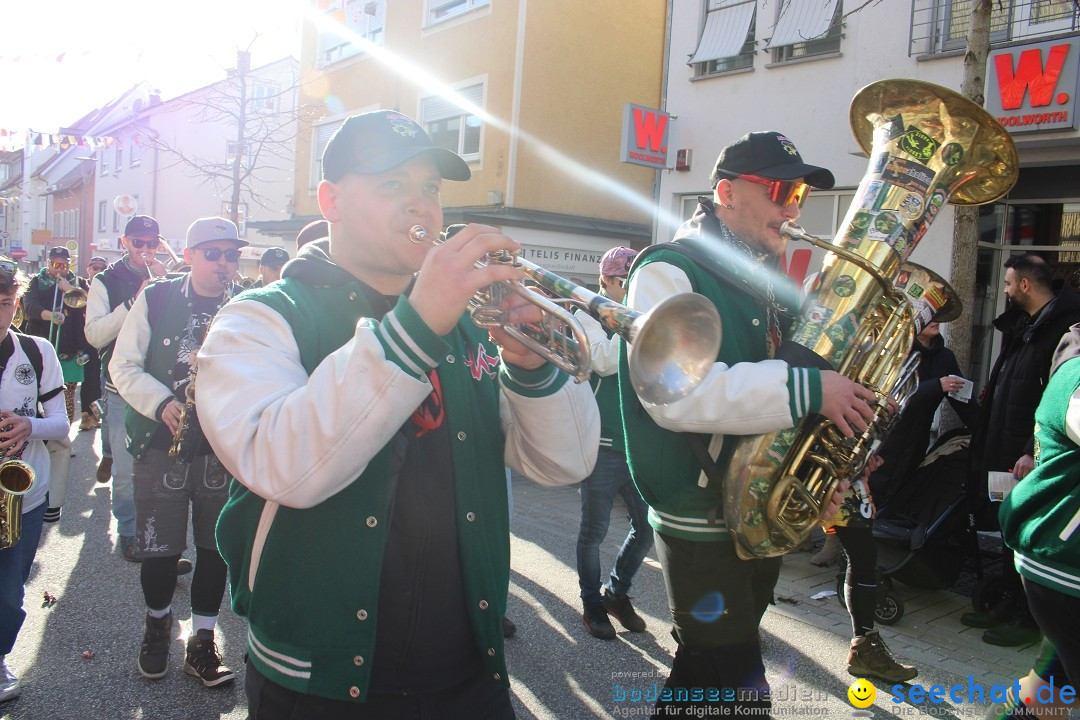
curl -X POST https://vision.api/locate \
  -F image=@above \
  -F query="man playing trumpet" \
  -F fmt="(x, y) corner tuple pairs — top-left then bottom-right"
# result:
(197, 109), (599, 719)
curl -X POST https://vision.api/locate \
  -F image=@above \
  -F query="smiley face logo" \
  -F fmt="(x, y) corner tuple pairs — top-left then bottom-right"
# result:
(848, 678), (876, 708)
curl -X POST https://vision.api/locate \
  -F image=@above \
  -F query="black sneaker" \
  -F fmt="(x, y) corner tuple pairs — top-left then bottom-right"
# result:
(602, 589), (646, 633)
(583, 604), (616, 640)
(960, 610), (1005, 629)
(138, 613), (173, 679)
(983, 615), (1041, 647)
(184, 630), (235, 687)
(502, 616), (516, 639)
(176, 558), (193, 576)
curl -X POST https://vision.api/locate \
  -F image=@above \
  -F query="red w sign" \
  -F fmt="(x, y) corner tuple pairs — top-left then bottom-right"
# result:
(620, 103), (671, 169)
(987, 37), (1079, 134)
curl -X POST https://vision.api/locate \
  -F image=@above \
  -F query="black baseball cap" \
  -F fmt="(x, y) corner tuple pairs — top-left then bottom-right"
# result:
(296, 220), (328, 250)
(710, 131), (834, 189)
(322, 110), (471, 182)
(48, 247), (70, 260)
(124, 215), (163, 238)
(259, 247), (290, 268)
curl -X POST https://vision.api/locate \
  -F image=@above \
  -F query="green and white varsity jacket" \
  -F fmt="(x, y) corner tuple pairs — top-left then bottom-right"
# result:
(196, 243), (599, 703)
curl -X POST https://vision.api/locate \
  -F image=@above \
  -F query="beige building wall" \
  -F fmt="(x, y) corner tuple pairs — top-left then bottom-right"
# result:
(293, 0), (666, 232)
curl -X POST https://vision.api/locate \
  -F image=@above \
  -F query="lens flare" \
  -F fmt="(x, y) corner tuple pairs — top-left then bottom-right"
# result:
(690, 592), (726, 623)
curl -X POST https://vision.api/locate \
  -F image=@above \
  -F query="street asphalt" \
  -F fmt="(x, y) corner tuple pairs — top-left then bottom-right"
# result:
(1, 423), (1054, 719)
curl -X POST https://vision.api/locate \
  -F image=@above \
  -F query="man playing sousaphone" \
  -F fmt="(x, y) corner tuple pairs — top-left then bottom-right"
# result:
(617, 131), (877, 717)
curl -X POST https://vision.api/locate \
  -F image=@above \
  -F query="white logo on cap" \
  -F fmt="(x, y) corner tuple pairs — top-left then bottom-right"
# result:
(388, 114), (420, 138)
(142, 218), (153, 228)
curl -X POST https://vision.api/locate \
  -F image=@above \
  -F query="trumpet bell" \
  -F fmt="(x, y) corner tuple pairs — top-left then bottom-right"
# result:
(628, 294), (721, 405)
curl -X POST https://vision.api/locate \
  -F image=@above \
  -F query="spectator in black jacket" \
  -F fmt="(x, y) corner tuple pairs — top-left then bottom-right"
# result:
(963, 253), (1080, 646)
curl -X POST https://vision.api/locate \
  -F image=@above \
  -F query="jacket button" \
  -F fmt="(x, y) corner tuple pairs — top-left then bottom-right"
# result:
(494, 673), (501, 681)
(487, 647), (495, 656)
(365, 516), (377, 528)
(752, 318), (760, 326)
(478, 600), (489, 610)
(348, 292), (357, 301)
(466, 512), (476, 522)
(356, 609), (368, 620)
(353, 655), (364, 666)
(457, 431), (466, 441)
(163, 338), (171, 346)
(446, 354), (455, 363)
(349, 686), (360, 698)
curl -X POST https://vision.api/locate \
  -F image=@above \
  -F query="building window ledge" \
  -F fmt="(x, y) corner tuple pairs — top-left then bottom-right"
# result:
(690, 66), (754, 82)
(764, 50), (842, 69)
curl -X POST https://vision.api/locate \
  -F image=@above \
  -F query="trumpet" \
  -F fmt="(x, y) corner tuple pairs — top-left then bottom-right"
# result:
(409, 225), (721, 405)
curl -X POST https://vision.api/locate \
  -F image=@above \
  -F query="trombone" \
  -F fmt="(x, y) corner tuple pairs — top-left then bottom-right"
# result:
(409, 225), (721, 405)
(47, 278), (88, 350)
(146, 239), (185, 280)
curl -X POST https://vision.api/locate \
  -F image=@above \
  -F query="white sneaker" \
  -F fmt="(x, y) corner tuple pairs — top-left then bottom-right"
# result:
(0, 654), (21, 702)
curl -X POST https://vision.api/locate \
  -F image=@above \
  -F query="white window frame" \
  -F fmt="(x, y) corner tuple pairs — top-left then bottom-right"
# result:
(318, 0), (386, 68)
(97, 201), (107, 232)
(114, 145), (123, 174)
(130, 138), (142, 167)
(768, 0), (843, 64)
(112, 208), (121, 233)
(310, 117), (346, 190)
(250, 82), (280, 113)
(99, 150), (108, 176)
(691, 0), (757, 78)
(426, 0), (489, 26)
(420, 82), (484, 162)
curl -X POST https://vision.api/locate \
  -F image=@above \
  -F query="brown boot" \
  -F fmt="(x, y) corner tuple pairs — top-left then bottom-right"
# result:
(96, 456), (113, 484)
(847, 630), (918, 682)
(78, 412), (96, 431)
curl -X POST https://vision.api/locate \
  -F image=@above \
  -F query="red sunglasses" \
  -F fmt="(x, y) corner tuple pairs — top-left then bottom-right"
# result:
(737, 175), (811, 208)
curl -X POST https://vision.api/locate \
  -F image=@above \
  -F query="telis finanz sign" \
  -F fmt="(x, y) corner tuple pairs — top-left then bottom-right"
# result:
(986, 36), (1080, 133)
(620, 104), (670, 169)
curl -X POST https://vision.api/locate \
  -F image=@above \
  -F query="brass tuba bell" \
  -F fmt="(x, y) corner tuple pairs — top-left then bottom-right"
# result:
(723, 79), (1017, 560)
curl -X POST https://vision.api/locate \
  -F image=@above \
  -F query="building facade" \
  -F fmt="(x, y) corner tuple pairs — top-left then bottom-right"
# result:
(276, 0), (668, 287)
(662, 0), (1080, 385)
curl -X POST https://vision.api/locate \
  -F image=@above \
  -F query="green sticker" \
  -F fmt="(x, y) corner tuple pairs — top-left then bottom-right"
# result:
(899, 126), (938, 162)
(833, 275), (857, 298)
(942, 143), (964, 166)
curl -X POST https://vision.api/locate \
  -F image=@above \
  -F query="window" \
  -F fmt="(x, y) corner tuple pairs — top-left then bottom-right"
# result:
(767, 0), (842, 63)
(311, 118), (345, 188)
(318, 0), (386, 67)
(99, 150), (108, 176)
(130, 138), (142, 167)
(112, 209), (121, 233)
(421, 83), (483, 160)
(690, 0), (756, 78)
(939, 0), (1011, 52)
(222, 201), (248, 236)
(98, 201), (107, 232)
(250, 82), (280, 112)
(226, 141), (254, 169)
(910, 0), (1074, 56)
(115, 146), (123, 173)
(427, 0), (488, 25)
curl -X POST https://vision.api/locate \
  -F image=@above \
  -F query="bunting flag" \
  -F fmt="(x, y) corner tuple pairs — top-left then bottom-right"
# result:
(0, 128), (147, 152)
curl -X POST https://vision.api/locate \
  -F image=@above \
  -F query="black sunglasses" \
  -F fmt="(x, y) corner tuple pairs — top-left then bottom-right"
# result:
(197, 247), (242, 262)
(128, 237), (160, 249)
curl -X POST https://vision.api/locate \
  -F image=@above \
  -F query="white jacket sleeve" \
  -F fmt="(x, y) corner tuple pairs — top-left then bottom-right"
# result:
(109, 290), (175, 420)
(574, 309), (620, 377)
(627, 261), (795, 436)
(84, 276), (129, 349)
(499, 373), (599, 487)
(197, 300), (435, 509)
(1067, 385), (1080, 447)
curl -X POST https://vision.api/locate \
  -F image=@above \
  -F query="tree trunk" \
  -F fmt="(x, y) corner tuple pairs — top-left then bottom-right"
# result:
(941, 0), (992, 433)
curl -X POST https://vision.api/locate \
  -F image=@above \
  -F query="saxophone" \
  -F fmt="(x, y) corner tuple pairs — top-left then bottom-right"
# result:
(169, 281), (233, 462)
(723, 79), (1018, 560)
(0, 438), (35, 550)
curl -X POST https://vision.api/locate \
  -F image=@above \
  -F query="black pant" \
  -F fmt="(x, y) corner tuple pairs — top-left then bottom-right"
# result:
(245, 659), (515, 720)
(653, 533), (780, 716)
(80, 351), (102, 409)
(1023, 578), (1080, 684)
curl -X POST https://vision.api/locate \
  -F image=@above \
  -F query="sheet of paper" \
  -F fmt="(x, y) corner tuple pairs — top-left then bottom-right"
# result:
(988, 471), (1018, 502)
(948, 376), (973, 403)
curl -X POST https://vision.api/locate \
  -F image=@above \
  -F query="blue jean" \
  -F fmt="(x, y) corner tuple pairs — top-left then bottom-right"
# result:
(576, 448), (653, 608)
(0, 502), (46, 653)
(106, 389), (136, 537)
